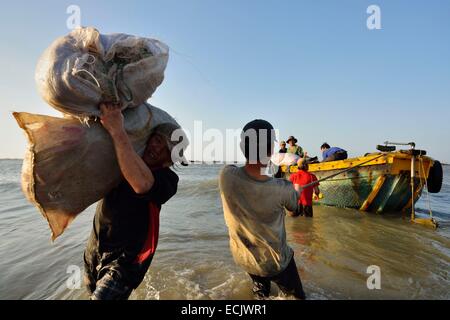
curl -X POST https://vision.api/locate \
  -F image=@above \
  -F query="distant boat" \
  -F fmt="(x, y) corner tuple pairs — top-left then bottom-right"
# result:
(280, 146), (443, 214)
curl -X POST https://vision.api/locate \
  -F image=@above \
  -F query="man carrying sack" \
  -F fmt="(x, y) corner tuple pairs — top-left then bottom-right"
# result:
(84, 103), (188, 300)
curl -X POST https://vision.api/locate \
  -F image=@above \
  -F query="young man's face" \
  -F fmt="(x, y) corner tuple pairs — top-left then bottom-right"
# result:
(143, 133), (173, 168)
(289, 140), (295, 146)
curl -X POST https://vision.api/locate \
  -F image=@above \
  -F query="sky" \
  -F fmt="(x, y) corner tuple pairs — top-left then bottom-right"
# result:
(0, 0), (449, 162)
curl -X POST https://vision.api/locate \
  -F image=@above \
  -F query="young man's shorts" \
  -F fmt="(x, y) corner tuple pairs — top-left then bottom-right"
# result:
(299, 204), (313, 217)
(248, 255), (306, 300)
(291, 204), (313, 217)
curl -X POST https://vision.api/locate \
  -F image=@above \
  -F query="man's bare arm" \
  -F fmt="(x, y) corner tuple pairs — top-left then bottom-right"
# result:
(314, 186), (320, 196)
(294, 184), (303, 197)
(100, 103), (154, 194)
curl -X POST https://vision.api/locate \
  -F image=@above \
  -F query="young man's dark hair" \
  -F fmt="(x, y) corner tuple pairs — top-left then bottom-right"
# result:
(240, 119), (275, 164)
(321, 143), (331, 150)
(220, 119), (306, 300)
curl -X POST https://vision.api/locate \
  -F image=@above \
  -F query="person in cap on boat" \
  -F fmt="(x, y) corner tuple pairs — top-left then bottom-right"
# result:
(84, 102), (189, 300)
(279, 141), (288, 153)
(286, 136), (304, 157)
(289, 155), (320, 218)
(219, 119), (306, 300)
(320, 143), (348, 162)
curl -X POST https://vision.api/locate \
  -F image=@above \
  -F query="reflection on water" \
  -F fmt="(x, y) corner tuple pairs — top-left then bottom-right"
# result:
(286, 207), (450, 299)
(0, 161), (449, 300)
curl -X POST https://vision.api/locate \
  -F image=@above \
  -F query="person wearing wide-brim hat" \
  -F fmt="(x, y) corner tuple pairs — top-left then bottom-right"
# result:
(286, 136), (304, 157)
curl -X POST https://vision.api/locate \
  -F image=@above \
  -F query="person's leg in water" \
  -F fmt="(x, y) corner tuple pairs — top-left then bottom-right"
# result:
(90, 269), (133, 300)
(304, 205), (313, 218)
(272, 256), (306, 300)
(83, 252), (97, 295)
(288, 204), (304, 217)
(84, 247), (133, 300)
(83, 237), (100, 296)
(88, 253), (155, 300)
(248, 274), (271, 299)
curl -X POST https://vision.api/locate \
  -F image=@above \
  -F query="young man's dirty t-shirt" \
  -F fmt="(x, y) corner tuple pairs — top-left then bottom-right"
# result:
(219, 165), (298, 277)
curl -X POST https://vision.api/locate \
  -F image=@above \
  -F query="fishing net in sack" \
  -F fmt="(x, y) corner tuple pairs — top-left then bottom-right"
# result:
(270, 153), (300, 166)
(35, 27), (169, 119)
(13, 104), (180, 240)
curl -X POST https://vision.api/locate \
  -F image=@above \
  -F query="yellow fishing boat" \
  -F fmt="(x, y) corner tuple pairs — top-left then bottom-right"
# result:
(280, 143), (443, 227)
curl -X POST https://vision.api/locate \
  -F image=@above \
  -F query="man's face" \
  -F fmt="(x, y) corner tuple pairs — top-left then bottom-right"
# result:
(143, 133), (173, 168)
(289, 140), (295, 146)
(281, 143), (286, 148)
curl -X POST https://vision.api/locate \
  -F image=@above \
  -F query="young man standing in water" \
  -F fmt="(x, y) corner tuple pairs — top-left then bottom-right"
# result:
(289, 157), (320, 218)
(84, 103), (187, 300)
(219, 119), (306, 300)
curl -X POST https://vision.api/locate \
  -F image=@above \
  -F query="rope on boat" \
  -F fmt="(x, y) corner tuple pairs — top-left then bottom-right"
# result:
(276, 144), (438, 229)
(297, 153), (387, 190)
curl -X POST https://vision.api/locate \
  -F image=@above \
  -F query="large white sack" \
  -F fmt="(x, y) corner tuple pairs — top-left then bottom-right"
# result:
(13, 104), (180, 240)
(270, 153), (300, 166)
(35, 27), (169, 119)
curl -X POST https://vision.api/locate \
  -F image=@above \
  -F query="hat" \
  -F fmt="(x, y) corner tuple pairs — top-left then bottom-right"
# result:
(280, 140), (286, 145)
(287, 136), (298, 144)
(152, 123), (189, 166)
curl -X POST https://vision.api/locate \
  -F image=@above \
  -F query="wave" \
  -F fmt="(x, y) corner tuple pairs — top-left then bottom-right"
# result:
(177, 178), (219, 197)
(0, 181), (22, 191)
(135, 263), (250, 300)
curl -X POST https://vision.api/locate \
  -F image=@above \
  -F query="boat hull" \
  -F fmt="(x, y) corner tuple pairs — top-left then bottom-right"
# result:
(281, 152), (434, 213)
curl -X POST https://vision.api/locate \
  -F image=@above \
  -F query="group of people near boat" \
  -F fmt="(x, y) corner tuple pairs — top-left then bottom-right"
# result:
(82, 108), (342, 301)
(275, 136), (348, 218)
(278, 136), (348, 163)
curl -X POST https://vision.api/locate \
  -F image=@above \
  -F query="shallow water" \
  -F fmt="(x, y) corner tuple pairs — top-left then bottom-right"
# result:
(0, 160), (448, 300)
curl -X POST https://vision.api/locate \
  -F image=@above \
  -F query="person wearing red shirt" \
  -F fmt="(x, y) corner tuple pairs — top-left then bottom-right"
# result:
(289, 158), (320, 217)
